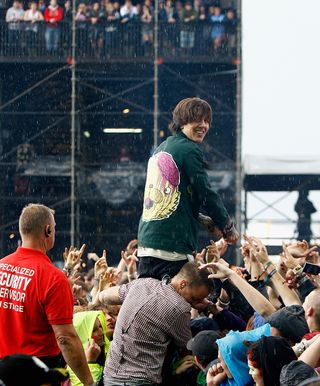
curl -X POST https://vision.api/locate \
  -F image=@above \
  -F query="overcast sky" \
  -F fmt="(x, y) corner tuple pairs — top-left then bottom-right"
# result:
(242, 0), (320, 242)
(242, 0), (320, 157)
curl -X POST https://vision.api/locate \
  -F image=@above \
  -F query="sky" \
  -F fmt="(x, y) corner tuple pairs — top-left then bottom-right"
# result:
(242, 0), (320, 243)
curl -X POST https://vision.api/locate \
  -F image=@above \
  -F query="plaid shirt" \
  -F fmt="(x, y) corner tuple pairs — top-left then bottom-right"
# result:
(104, 278), (192, 384)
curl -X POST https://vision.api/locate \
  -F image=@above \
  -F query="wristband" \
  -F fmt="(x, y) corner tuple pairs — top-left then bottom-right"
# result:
(264, 268), (277, 284)
(263, 261), (274, 271)
(217, 297), (230, 308)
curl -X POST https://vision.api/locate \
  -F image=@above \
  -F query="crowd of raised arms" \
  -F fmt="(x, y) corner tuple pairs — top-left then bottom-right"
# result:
(3, 231), (320, 385)
(47, 236), (320, 386)
(3, 0), (237, 55)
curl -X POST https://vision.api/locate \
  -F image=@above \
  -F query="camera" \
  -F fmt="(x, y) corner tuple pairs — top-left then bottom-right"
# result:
(302, 262), (320, 276)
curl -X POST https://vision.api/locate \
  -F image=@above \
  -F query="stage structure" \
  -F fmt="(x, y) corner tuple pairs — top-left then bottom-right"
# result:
(0, 0), (241, 265)
(243, 155), (320, 254)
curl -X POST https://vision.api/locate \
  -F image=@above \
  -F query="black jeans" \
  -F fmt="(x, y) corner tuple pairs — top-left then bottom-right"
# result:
(137, 256), (187, 280)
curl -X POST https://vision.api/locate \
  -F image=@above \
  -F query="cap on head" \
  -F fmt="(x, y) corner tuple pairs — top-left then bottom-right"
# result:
(187, 329), (219, 359)
(280, 360), (317, 386)
(267, 305), (309, 343)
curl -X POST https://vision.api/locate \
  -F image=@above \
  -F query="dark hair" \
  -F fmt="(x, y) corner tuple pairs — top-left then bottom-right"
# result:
(168, 97), (212, 133)
(177, 262), (214, 292)
(247, 336), (297, 386)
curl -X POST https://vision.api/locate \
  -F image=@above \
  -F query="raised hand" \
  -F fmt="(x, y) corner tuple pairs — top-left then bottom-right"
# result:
(244, 235), (269, 265)
(121, 248), (138, 267)
(206, 240), (220, 263)
(99, 268), (118, 291)
(206, 362), (226, 386)
(199, 262), (232, 280)
(174, 355), (195, 375)
(285, 240), (318, 259)
(125, 238), (138, 255)
(63, 244), (86, 270)
(85, 338), (101, 363)
(281, 243), (305, 269)
(215, 238), (228, 257)
(72, 283), (83, 299)
(195, 248), (206, 264)
(94, 250), (108, 279)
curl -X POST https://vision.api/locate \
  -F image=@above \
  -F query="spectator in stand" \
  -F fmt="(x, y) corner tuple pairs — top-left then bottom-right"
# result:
(112, 1), (121, 16)
(64, 0), (72, 21)
(175, 0), (184, 20)
(159, 0), (179, 54)
(197, 4), (211, 54)
(0, 204), (94, 386)
(38, 0), (46, 13)
(87, 2), (102, 56)
(159, 0), (178, 23)
(75, 3), (89, 55)
(224, 7), (237, 53)
(179, 1), (198, 53)
(209, 4), (225, 52)
(62, 0), (72, 52)
(120, 0), (139, 55)
(194, 0), (202, 13)
(100, 1), (120, 57)
(44, 0), (63, 53)
(120, 0), (139, 23)
(140, 2), (153, 55)
(5, 0), (24, 55)
(23, 1), (44, 54)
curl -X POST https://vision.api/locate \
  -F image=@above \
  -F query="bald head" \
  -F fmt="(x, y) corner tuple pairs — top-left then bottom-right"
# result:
(303, 288), (320, 331)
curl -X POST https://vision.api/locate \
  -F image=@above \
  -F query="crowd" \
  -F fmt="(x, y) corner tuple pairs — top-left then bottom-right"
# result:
(1, 204), (320, 385)
(3, 0), (237, 56)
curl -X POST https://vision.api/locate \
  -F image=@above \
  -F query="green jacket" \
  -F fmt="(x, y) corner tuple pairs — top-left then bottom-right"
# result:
(68, 311), (111, 386)
(138, 130), (229, 255)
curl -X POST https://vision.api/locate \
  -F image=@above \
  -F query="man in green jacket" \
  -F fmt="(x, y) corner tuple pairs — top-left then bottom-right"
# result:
(138, 97), (239, 279)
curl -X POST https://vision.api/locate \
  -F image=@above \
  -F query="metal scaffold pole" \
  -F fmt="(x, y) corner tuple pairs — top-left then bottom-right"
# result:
(153, 0), (159, 149)
(70, 0), (76, 246)
(235, 0), (242, 265)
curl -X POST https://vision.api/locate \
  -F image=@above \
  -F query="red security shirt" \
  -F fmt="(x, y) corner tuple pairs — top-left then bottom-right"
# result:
(0, 247), (73, 358)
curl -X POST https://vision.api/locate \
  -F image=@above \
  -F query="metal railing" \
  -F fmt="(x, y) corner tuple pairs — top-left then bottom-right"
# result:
(0, 20), (236, 60)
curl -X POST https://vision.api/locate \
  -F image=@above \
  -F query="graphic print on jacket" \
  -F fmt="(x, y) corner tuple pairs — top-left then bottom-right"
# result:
(142, 151), (181, 221)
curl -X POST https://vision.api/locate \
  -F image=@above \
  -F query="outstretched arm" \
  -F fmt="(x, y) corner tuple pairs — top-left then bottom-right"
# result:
(200, 262), (276, 319)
